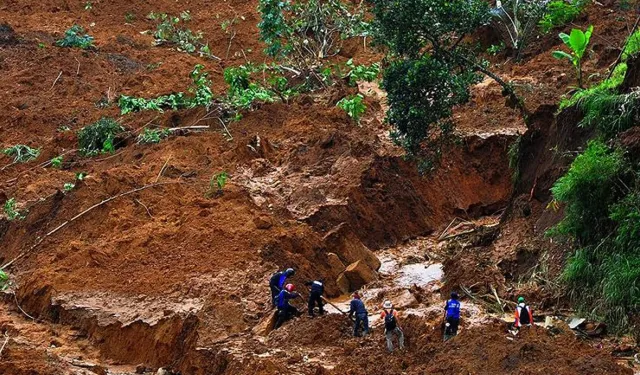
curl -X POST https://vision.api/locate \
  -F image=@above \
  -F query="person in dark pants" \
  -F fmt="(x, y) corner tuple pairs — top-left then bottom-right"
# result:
(274, 283), (301, 329)
(269, 268), (295, 306)
(444, 291), (461, 340)
(305, 280), (325, 317)
(348, 292), (369, 337)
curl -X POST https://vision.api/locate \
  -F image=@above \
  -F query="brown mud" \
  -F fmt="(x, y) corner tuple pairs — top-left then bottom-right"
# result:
(0, 0), (638, 374)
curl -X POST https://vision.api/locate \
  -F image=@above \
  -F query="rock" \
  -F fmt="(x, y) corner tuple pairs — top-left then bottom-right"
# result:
(253, 216), (273, 230)
(252, 311), (278, 336)
(326, 252), (346, 274)
(393, 289), (418, 309)
(336, 273), (350, 294)
(323, 223), (381, 271)
(157, 368), (170, 375)
(344, 260), (376, 291)
(135, 364), (149, 374)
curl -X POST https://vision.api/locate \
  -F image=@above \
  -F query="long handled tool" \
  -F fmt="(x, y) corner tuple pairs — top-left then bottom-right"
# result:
(321, 296), (355, 322)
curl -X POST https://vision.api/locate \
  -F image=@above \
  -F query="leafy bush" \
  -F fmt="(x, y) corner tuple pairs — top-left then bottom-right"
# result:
(368, 0), (523, 166)
(551, 141), (625, 242)
(77, 118), (125, 156)
(223, 65), (278, 110)
(119, 65), (213, 114)
(344, 59), (380, 86)
(0, 270), (8, 290)
(539, 0), (586, 33)
(337, 94), (366, 123)
(147, 11), (216, 59)
(3, 198), (26, 221)
(258, 0), (368, 66)
(56, 25), (95, 49)
(3, 145), (40, 163)
(50, 155), (63, 168)
(63, 182), (75, 192)
(552, 25), (593, 88)
(138, 128), (171, 144)
(487, 42), (506, 55)
(382, 55), (480, 154)
(491, 0), (547, 57)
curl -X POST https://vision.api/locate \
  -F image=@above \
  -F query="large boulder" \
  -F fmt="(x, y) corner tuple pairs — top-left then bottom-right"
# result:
(336, 273), (350, 294)
(327, 252), (346, 274)
(323, 223), (381, 271)
(344, 260), (377, 291)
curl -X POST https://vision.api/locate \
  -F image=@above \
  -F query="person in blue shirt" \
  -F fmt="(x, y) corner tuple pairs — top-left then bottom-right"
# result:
(269, 268), (295, 306)
(304, 279), (325, 317)
(274, 283), (301, 329)
(444, 291), (461, 340)
(348, 292), (369, 337)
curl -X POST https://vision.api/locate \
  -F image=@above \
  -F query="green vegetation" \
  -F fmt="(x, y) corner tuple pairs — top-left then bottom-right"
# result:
(125, 12), (136, 23)
(0, 270), (8, 290)
(137, 128), (171, 144)
(77, 118), (124, 156)
(344, 59), (380, 86)
(258, 0), (368, 66)
(206, 171), (229, 197)
(549, 28), (640, 332)
(63, 182), (76, 192)
(147, 11), (217, 59)
(368, 0), (523, 171)
(3, 145), (40, 163)
(3, 198), (26, 221)
(223, 65), (279, 110)
(552, 25), (593, 88)
(539, 0), (586, 33)
(487, 42), (506, 56)
(56, 25), (95, 49)
(337, 94), (366, 124)
(119, 65), (214, 114)
(491, 0), (548, 57)
(50, 155), (63, 169)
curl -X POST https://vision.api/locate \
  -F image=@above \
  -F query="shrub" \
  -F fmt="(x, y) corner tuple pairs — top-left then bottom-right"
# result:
(539, 0), (586, 33)
(138, 128), (171, 144)
(552, 25), (593, 88)
(77, 118), (124, 156)
(50, 155), (63, 168)
(3, 198), (26, 221)
(258, 0), (368, 67)
(550, 141), (625, 243)
(3, 145), (40, 163)
(344, 59), (380, 86)
(337, 94), (366, 123)
(63, 182), (76, 192)
(119, 65), (213, 114)
(147, 11), (216, 59)
(0, 270), (8, 290)
(56, 25), (95, 49)
(368, 0), (523, 166)
(491, 0), (547, 57)
(223, 65), (278, 110)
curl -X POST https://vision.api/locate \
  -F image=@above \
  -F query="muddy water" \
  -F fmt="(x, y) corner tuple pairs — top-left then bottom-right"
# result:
(325, 236), (490, 329)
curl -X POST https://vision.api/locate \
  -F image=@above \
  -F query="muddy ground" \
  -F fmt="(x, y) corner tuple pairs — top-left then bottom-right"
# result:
(0, 0), (638, 374)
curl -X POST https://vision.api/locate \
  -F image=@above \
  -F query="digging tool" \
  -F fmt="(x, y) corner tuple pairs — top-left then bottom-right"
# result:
(321, 296), (355, 322)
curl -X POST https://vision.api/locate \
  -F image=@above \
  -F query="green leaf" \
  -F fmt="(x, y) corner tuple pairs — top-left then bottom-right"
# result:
(559, 32), (571, 45)
(552, 50), (573, 61)
(569, 28), (586, 52)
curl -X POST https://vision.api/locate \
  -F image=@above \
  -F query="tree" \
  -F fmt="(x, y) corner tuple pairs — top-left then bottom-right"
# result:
(368, 0), (526, 166)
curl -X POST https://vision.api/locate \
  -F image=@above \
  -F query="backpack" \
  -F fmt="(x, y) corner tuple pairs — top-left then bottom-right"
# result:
(519, 305), (531, 325)
(384, 309), (397, 330)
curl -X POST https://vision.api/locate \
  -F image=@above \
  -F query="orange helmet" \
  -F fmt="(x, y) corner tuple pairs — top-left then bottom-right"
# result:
(285, 283), (295, 292)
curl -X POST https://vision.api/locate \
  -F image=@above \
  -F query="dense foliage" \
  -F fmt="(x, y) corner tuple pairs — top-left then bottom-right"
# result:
(56, 25), (95, 49)
(77, 118), (124, 156)
(550, 30), (640, 331)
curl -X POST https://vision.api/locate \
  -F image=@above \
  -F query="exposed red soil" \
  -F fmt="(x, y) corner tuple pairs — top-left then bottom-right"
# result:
(0, 0), (637, 374)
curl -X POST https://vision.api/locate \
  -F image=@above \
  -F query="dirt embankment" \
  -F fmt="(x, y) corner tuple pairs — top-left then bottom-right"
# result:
(0, 0), (636, 374)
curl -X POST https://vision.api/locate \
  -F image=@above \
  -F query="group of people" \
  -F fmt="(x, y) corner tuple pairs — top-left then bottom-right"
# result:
(268, 268), (535, 351)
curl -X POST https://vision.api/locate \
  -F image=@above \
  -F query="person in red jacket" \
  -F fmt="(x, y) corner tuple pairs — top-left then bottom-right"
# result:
(514, 296), (533, 329)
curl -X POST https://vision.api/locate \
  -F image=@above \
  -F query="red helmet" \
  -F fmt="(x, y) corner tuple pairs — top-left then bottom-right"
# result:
(285, 283), (295, 292)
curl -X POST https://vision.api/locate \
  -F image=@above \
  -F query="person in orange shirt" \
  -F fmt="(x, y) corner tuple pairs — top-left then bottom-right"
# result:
(514, 296), (533, 329)
(380, 300), (404, 352)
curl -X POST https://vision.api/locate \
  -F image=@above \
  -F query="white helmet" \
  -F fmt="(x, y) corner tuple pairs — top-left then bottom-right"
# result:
(383, 300), (393, 309)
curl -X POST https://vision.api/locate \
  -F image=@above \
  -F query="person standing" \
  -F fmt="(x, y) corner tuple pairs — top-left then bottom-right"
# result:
(514, 296), (533, 329)
(444, 291), (461, 340)
(348, 292), (369, 337)
(380, 300), (404, 352)
(305, 279), (325, 317)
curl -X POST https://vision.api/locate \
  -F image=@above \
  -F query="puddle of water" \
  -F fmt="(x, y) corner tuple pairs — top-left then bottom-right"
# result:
(396, 263), (443, 287)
